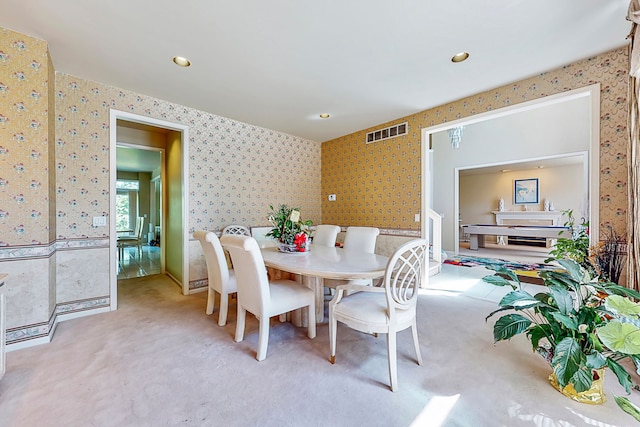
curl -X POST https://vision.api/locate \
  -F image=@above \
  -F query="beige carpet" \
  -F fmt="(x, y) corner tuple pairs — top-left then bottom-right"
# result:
(0, 265), (636, 427)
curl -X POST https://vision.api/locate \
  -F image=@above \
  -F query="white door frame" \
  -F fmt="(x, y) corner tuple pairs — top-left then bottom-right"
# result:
(420, 84), (600, 251)
(109, 110), (190, 309)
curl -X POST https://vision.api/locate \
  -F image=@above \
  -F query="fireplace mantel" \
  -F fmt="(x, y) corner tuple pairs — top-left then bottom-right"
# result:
(492, 210), (563, 225)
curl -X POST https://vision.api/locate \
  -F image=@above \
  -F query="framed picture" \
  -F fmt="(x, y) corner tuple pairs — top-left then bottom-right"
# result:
(514, 178), (539, 204)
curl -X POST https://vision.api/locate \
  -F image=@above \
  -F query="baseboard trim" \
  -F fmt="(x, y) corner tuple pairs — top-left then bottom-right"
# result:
(6, 298), (111, 351)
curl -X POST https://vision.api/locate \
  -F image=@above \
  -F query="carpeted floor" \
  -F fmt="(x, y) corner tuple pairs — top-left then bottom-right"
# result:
(0, 265), (635, 426)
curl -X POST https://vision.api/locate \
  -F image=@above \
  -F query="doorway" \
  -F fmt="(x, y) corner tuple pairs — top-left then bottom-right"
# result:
(420, 84), (600, 258)
(109, 110), (190, 310)
(116, 144), (162, 280)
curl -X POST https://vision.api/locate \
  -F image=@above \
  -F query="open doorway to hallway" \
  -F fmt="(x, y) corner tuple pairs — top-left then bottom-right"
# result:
(116, 144), (162, 280)
(110, 110), (190, 311)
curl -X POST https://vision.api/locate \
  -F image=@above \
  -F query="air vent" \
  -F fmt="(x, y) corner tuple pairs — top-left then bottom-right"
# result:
(366, 122), (408, 144)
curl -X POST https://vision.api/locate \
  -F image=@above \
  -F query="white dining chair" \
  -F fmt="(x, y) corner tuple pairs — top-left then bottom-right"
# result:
(312, 225), (341, 247)
(342, 226), (379, 253)
(329, 238), (428, 392)
(117, 216), (145, 259)
(220, 234), (316, 361)
(324, 226), (380, 292)
(194, 231), (238, 326)
(221, 224), (251, 236)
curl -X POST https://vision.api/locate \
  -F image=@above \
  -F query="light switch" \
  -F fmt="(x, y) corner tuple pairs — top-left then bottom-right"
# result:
(414, 214), (420, 222)
(328, 194), (336, 201)
(93, 216), (107, 227)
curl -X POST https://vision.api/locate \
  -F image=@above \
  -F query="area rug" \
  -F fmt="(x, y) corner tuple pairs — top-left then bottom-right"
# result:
(444, 255), (562, 284)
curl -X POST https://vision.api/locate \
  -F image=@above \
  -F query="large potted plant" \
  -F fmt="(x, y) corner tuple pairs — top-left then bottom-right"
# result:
(265, 204), (313, 252)
(483, 259), (640, 421)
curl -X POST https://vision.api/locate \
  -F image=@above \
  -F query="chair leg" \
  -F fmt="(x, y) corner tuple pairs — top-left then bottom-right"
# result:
(307, 303), (316, 339)
(411, 320), (423, 365)
(206, 288), (215, 315)
(387, 331), (398, 392)
(218, 292), (229, 326)
(329, 315), (337, 364)
(235, 306), (246, 343)
(256, 315), (270, 361)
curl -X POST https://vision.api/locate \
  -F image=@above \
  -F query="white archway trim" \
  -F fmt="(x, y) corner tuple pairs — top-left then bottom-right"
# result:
(420, 84), (600, 253)
(109, 110), (190, 309)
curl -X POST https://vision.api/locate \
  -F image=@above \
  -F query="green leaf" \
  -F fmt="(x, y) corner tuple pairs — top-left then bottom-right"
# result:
(551, 337), (585, 388)
(605, 295), (640, 318)
(498, 291), (539, 310)
(590, 332), (604, 352)
(614, 395), (640, 423)
(607, 357), (634, 394)
(540, 271), (578, 292)
(492, 314), (531, 342)
(597, 321), (640, 355)
(482, 274), (516, 288)
(550, 312), (578, 331)
(486, 266), (520, 283)
(586, 351), (607, 369)
(528, 324), (553, 349)
(557, 259), (584, 282)
(569, 365), (593, 393)
(601, 284), (640, 300)
(485, 305), (515, 321)
(547, 284), (574, 315)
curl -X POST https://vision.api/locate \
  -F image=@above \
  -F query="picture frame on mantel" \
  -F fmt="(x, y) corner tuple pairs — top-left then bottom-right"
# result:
(514, 178), (539, 205)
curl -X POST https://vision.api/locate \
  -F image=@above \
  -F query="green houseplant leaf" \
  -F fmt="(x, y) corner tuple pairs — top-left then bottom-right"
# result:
(597, 321), (640, 355)
(552, 337), (585, 388)
(605, 295), (640, 318)
(493, 314), (531, 342)
(558, 258), (586, 283)
(482, 274), (516, 289)
(614, 395), (640, 422)
(547, 284), (574, 315)
(607, 357), (633, 394)
(498, 291), (538, 310)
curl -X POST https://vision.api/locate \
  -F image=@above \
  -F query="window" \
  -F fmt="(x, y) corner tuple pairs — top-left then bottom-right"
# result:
(116, 180), (139, 231)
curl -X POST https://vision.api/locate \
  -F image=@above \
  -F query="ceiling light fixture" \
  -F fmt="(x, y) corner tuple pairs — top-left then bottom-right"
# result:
(172, 56), (191, 67)
(447, 126), (465, 149)
(451, 52), (469, 63)
(319, 113), (331, 119)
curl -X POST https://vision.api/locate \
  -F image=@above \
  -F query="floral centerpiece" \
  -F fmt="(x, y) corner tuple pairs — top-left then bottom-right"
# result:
(483, 259), (640, 421)
(265, 204), (313, 252)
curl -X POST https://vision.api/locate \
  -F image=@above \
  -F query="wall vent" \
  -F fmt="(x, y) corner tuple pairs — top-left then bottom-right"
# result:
(366, 122), (408, 144)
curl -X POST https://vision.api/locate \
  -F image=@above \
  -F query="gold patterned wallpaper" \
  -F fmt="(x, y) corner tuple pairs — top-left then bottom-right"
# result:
(322, 47), (630, 235)
(0, 28), (52, 246)
(0, 26), (322, 247)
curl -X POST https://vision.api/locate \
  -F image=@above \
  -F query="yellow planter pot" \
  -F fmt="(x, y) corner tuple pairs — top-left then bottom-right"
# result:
(548, 368), (606, 405)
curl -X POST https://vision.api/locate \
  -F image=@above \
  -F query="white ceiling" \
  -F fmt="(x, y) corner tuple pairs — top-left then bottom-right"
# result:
(1, 0), (631, 142)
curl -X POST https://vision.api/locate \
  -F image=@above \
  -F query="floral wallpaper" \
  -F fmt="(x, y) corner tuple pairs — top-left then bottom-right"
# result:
(0, 27), (52, 246)
(53, 75), (321, 241)
(322, 47), (630, 235)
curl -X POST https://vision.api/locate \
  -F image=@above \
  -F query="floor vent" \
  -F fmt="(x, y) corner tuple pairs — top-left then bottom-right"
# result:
(366, 122), (408, 144)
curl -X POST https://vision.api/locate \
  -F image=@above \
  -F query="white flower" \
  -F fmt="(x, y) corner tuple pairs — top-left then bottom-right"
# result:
(289, 209), (300, 223)
(578, 324), (588, 334)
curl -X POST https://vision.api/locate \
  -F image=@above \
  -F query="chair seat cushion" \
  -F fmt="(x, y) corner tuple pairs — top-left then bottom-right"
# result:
(268, 280), (314, 316)
(333, 292), (415, 331)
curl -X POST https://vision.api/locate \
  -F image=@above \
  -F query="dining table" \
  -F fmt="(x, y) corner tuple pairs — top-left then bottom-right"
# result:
(260, 245), (389, 323)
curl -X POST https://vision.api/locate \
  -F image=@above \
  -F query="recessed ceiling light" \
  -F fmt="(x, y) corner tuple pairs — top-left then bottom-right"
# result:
(319, 113), (331, 119)
(172, 56), (191, 67)
(451, 52), (469, 63)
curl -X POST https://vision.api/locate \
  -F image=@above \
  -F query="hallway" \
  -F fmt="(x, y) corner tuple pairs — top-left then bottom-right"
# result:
(117, 245), (161, 280)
